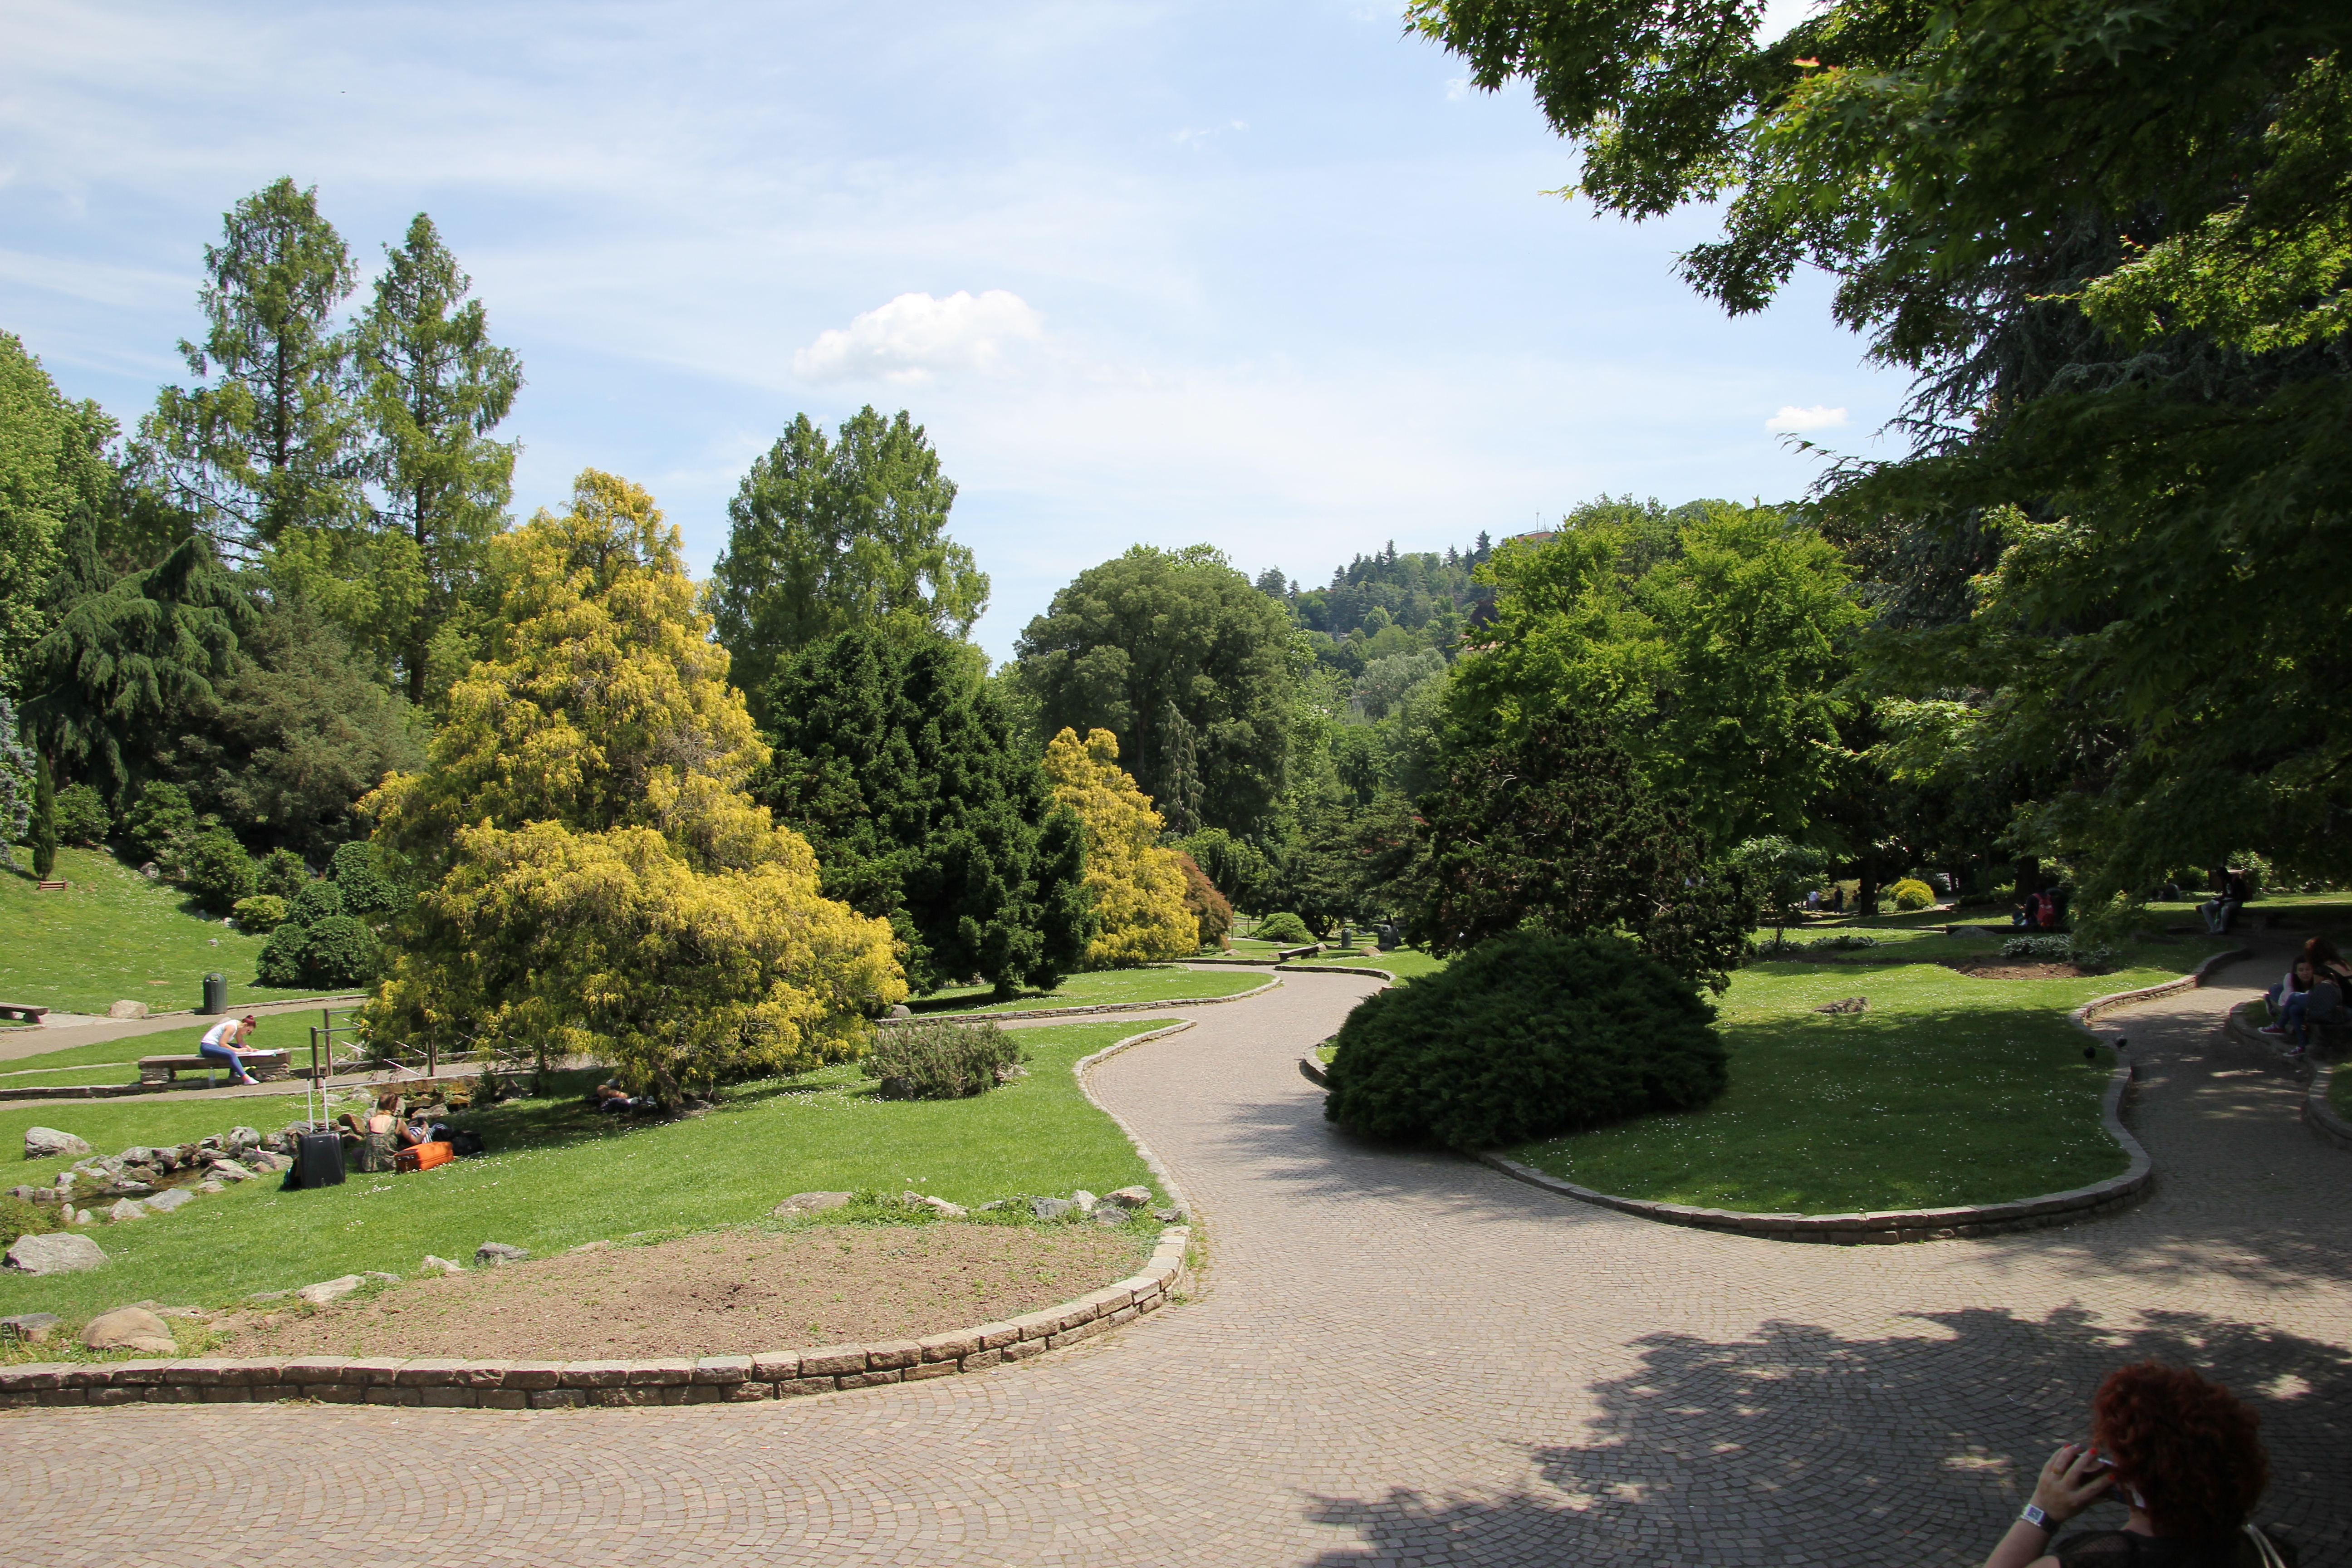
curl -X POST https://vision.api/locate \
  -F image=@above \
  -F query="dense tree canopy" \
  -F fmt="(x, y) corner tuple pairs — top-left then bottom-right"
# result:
(1018, 545), (1294, 838)
(1041, 727), (1195, 968)
(364, 470), (903, 1095)
(707, 408), (988, 708)
(0, 334), (118, 691)
(759, 624), (1092, 998)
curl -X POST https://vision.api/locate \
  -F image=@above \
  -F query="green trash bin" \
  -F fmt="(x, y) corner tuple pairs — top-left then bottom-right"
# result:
(201, 971), (227, 1015)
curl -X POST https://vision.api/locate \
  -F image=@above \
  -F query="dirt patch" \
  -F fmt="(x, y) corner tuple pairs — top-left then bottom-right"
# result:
(1938, 956), (2096, 980)
(215, 1223), (1148, 1361)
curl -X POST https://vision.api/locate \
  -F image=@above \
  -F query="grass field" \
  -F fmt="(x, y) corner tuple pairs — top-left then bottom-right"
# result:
(1501, 933), (2235, 1215)
(0, 1016), (1176, 1327)
(916, 966), (1268, 1015)
(0, 847), (323, 1019)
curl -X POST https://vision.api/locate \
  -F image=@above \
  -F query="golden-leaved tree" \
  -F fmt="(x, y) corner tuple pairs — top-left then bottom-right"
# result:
(363, 469), (904, 1099)
(1042, 727), (1194, 968)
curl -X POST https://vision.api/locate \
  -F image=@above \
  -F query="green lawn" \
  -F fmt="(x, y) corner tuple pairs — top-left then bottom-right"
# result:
(917, 966), (1268, 1016)
(1501, 936), (2236, 1215)
(0, 1017), (1173, 1327)
(0, 847), (327, 1019)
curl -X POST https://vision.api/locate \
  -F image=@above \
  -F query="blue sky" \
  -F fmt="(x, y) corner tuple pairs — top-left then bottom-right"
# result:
(3, 0), (1894, 662)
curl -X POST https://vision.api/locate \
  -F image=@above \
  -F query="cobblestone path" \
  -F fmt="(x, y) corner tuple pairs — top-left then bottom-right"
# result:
(4, 958), (2345, 1567)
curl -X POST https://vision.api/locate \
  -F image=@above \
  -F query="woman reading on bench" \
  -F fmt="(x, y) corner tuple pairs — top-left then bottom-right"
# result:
(198, 1014), (264, 1085)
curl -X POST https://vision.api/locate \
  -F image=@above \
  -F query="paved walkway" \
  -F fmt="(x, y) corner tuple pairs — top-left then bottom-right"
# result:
(3, 958), (2346, 1567)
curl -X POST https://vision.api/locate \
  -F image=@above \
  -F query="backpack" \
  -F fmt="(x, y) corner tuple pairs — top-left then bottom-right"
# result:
(449, 1128), (486, 1157)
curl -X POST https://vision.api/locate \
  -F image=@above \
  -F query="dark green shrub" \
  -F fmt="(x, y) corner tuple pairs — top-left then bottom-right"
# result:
(53, 782), (111, 847)
(257, 847), (310, 901)
(299, 915), (380, 987)
(184, 827), (258, 913)
(256, 922), (310, 987)
(1322, 930), (1725, 1148)
(861, 1019), (1026, 1099)
(329, 839), (398, 917)
(1253, 911), (1313, 945)
(288, 879), (345, 926)
(125, 780), (196, 866)
(232, 894), (289, 934)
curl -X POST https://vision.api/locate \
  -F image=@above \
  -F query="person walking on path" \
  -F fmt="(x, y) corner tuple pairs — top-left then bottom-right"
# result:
(197, 1013), (264, 1085)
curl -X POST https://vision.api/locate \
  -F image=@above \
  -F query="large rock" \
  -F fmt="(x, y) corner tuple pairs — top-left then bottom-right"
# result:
(4, 1232), (108, 1275)
(83, 1306), (176, 1354)
(225, 1127), (260, 1152)
(145, 1188), (196, 1214)
(23, 1127), (91, 1161)
(245, 1151), (294, 1174)
(900, 1191), (967, 1219)
(1029, 1197), (1074, 1220)
(1069, 1190), (1100, 1213)
(475, 1241), (530, 1265)
(106, 1000), (149, 1020)
(0, 1313), (62, 1344)
(106, 1198), (149, 1223)
(1105, 1186), (1153, 1209)
(296, 1275), (365, 1306)
(770, 1191), (853, 1218)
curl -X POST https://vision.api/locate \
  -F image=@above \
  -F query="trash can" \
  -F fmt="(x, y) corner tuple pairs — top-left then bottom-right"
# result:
(201, 971), (226, 1015)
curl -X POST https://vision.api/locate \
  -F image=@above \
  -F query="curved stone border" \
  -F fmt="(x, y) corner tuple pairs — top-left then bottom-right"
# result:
(2304, 1066), (2352, 1152)
(1472, 947), (2254, 1246)
(1274, 963), (1397, 982)
(0, 1019), (1213, 1414)
(1073, 1022), (1202, 1220)
(891, 975), (1279, 1024)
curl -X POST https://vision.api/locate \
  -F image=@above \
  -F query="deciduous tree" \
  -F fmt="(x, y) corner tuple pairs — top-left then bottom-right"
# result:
(1041, 727), (1195, 968)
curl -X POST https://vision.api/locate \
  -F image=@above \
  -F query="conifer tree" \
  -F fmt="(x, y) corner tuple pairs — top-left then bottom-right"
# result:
(760, 625), (1091, 998)
(363, 470), (904, 1098)
(1041, 727), (1195, 968)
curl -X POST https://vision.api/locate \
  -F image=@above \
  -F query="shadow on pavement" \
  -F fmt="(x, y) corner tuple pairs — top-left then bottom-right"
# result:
(1298, 1306), (2348, 1568)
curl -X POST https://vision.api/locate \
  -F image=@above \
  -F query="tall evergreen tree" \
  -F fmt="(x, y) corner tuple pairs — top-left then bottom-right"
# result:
(345, 213), (522, 706)
(760, 625), (1091, 998)
(29, 752), (57, 879)
(137, 178), (362, 559)
(0, 332), (119, 690)
(708, 408), (989, 707)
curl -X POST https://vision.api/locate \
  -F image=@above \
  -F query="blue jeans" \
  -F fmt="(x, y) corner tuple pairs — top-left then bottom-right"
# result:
(198, 1043), (254, 1082)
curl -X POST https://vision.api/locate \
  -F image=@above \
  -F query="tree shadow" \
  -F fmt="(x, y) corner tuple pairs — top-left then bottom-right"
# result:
(1298, 1306), (2349, 1566)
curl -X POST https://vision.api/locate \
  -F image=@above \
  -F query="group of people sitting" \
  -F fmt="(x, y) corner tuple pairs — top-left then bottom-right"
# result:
(334, 1090), (452, 1163)
(2014, 887), (2069, 930)
(2260, 938), (2350, 1056)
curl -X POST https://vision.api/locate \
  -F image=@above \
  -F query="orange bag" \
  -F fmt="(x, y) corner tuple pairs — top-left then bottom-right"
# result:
(394, 1141), (455, 1173)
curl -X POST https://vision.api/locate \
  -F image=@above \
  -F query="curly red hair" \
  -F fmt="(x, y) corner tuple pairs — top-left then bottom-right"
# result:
(2092, 1362), (2269, 1539)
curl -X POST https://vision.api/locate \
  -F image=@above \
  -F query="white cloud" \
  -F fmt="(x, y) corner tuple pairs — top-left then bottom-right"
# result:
(792, 290), (1045, 384)
(1765, 403), (1848, 434)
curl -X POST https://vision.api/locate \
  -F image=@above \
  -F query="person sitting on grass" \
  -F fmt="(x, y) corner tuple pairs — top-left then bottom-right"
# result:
(587, 1076), (647, 1115)
(2262, 940), (2349, 1056)
(1980, 1361), (2293, 1567)
(197, 1013), (265, 1085)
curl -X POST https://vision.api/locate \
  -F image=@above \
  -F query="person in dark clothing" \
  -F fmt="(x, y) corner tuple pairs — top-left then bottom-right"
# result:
(2201, 871), (2252, 934)
(1980, 1362), (2293, 1567)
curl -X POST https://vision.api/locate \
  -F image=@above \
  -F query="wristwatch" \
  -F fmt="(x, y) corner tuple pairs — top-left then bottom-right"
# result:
(2019, 1504), (2051, 1532)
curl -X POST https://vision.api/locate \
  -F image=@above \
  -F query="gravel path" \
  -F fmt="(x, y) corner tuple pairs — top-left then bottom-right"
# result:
(2, 957), (2345, 1567)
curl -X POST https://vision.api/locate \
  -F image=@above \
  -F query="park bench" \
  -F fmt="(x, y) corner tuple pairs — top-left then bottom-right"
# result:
(137, 1051), (291, 1087)
(0, 1003), (50, 1024)
(1274, 944), (1323, 961)
(34, 881), (67, 892)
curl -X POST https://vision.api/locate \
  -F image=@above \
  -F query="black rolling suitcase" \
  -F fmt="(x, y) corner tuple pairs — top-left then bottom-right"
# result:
(296, 1131), (346, 1188)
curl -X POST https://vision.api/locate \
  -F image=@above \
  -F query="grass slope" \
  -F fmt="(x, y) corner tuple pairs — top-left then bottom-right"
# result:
(0, 847), (322, 1019)
(0, 1017), (1174, 1324)
(916, 966), (1266, 1015)
(1504, 934), (2233, 1214)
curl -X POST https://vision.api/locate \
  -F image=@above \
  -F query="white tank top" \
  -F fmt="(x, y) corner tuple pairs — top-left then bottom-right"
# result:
(200, 1019), (240, 1049)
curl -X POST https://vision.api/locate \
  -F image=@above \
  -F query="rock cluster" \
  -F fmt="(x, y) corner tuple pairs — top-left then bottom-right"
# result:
(13, 1122), (306, 1232)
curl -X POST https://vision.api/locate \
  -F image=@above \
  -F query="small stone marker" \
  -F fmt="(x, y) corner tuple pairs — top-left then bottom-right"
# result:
(82, 1306), (176, 1354)
(1105, 1186), (1152, 1208)
(421, 1254), (466, 1274)
(1813, 997), (1869, 1014)
(23, 1127), (91, 1160)
(106, 1000), (149, 1020)
(770, 1191), (853, 1217)
(475, 1241), (530, 1265)
(297, 1275), (366, 1306)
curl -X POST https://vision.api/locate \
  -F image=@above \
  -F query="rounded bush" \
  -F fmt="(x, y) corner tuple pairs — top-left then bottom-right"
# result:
(1323, 930), (1725, 1149)
(299, 915), (380, 988)
(232, 894), (289, 934)
(1889, 877), (1938, 911)
(256, 922), (310, 987)
(184, 828), (258, 914)
(287, 879), (345, 926)
(257, 848), (310, 901)
(329, 840), (398, 917)
(52, 783), (111, 847)
(1253, 911), (1314, 945)
(861, 1019), (1026, 1098)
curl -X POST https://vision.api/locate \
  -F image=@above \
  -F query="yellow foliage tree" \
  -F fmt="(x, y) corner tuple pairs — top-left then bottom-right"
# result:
(364, 469), (904, 1097)
(1042, 727), (1195, 968)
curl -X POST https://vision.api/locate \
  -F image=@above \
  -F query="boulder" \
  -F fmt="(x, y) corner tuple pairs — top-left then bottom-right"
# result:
(475, 1241), (529, 1265)
(296, 1275), (365, 1306)
(0, 1312), (63, 1344)
(225, 1127), (260, 1151)
(1152, 1206), (1187, 1224)
(902, 1192), (967, 1219)
(770, 1191), (853, 1218)
(145, 1189), (196, 1214)
(886, 1003), (912, 1019)
(99, 1180), (155, 1199)
(421, 1255), (465, 1275)
(194, 1180), (225, 1195)
(1029, 1197), (1074, 1220)
(209, 1162), (254, 1182)
(1070, 1190), (1099, 1213)
(245, 1151), (294, 1174)
(24, 1127), (92, 1161)
(105, 1198), (149, 1224)
(83, 1306), (176, 1354)
(1091, 1206), (1132, 1227)
(1105, 1186), (1152, 1209)
(106, 1000), (149, 1020)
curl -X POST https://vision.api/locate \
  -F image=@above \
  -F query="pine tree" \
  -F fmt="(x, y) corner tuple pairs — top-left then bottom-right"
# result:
(364, 470), (904, 1098)
(29, 752), (57, 879)
(760, 625), (1092, 998)
(1041, 727), (1195, 968)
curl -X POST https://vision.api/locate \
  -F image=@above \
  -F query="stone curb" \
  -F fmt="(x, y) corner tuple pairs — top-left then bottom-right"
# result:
(884, 977), (1279, 1024)
(0, 1019), (1217, 1416)
(0, 1225), (1191, 1413)
(1473, 946), (2254, 1246)
(2303, 1066), (2352, 1152)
